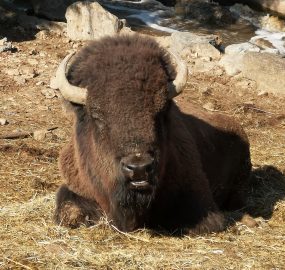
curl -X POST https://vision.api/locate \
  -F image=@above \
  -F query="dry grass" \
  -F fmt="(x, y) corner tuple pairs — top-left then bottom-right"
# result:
(1, 189), (285, 269)
(0, 24), (285, 269)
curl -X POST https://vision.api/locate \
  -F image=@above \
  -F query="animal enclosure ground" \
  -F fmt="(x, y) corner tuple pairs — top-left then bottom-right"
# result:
(0, 26), (285, 269)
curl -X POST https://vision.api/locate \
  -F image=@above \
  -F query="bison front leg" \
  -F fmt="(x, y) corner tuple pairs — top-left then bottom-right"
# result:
(186, 211), (225, 235)
(185, 190), (226, 235)
(181, 186), (226, 235)
(54, 185), (102, 228)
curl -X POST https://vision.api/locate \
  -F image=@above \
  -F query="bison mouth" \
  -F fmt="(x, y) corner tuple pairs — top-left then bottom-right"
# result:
(128, 176), (155, 191)
(130, 179), (152, 189)
(124, 168), (156, 191)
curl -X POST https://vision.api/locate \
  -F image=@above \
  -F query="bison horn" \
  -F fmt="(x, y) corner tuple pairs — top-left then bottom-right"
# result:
(167, 50), (188, 99)
(54, 50), (188, 104)
(54, 52), (87, 105)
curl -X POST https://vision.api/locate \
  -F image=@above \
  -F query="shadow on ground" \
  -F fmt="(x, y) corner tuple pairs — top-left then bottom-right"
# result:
(246, 165), (285, 219)
(226, 165), (285, 226)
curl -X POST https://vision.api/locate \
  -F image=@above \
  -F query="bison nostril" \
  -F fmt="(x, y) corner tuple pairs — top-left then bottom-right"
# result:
(122, 162), (153, 173)
(121, 164), (134, 180)
(123, 163), (137, 172)
(145, 163), (154, 173)
(121, 163), (134, 178)
(121, 155), (155, 178)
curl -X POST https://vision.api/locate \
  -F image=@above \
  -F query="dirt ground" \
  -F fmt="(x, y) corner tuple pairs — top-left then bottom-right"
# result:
(0, 22), (285, 270)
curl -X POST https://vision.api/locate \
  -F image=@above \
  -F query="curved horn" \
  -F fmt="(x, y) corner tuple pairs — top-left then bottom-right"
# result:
(55, 52), (87, 105)
(167, 50), (188, 99)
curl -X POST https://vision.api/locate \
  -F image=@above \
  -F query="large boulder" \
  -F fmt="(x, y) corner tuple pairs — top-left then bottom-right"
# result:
(170, 32), (222, 60)
(220, 51), (285, 95)
(30, 0), (78, 21)
(219, 37), (285, 76)
(224, 42), (260, 55)
(219, 53), (245, 76)
(240, 52), (285, 95)
(245, 0), (285, 18)
(66, 1), (131, 41)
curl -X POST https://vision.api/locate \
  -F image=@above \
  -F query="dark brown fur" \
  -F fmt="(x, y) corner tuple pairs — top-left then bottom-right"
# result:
(55, 34), (251, 234)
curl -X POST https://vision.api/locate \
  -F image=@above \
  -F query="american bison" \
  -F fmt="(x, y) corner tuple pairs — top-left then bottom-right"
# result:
(54, 34), (251, 234)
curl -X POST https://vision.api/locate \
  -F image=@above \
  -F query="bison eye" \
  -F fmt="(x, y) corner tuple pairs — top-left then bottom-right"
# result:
(91, 111), (101, 120)
(91, 112), (105, 131)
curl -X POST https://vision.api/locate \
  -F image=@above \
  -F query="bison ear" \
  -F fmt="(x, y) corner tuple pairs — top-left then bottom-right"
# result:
(60, 98), (85, 119)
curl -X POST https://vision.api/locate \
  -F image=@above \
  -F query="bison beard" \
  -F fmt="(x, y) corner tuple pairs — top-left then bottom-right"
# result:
(54, 34), (251, 235)
(110, 178), (157, 231)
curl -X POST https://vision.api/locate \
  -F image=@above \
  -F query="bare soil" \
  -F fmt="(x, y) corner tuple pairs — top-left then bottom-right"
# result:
(0, 23), (285, 269)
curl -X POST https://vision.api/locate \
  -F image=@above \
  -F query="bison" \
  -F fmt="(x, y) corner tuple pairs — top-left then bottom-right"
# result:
(53, 34), (251, 234)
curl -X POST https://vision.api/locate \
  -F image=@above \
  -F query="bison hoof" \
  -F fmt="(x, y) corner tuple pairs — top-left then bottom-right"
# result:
(187, 212), (225, 235)
(55, 201), (91, 228)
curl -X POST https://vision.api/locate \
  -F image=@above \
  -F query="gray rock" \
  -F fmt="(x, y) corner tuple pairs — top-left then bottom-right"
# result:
(171, 32), (221, 60)
(0, 38), (6, 46)
(20, 66), (37, 79)
(235, 79), (255, 90)
(0, 37), (13, 53)
(249, 36), (282, 55)
(0, 118), (8, 126)
(41, 88), (57, 99)
(213, 67), (224, 76)
(66, 1), (130, 41)
(27, 59), (39, 66)
(224, 42), (260, 55)
(253, 38), (275, 50)
(200, 87), (212, 95)
(203, 102), (216, 111)
(4, 68), (20, 76)
(219, 53), (244, 76)
(192, 58), (216, 73)
(33, 129), (48, 141)
(261, 48), (280, 54)
(13, 76), (26, 85)
(36, 81), (45, 86)
(30, 0), (78, 21)
(240, 52), (285, 95)
(36, 30), (50, 40)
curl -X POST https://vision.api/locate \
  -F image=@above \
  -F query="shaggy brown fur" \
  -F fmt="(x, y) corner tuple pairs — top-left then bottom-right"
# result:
(55, 34), (251, 234)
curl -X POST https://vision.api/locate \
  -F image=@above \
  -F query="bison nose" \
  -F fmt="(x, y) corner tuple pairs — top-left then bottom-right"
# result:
(121, 154), (154, 179)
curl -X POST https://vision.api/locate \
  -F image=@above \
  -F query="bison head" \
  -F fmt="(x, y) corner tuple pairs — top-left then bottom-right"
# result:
(55, 35), (187, 230)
